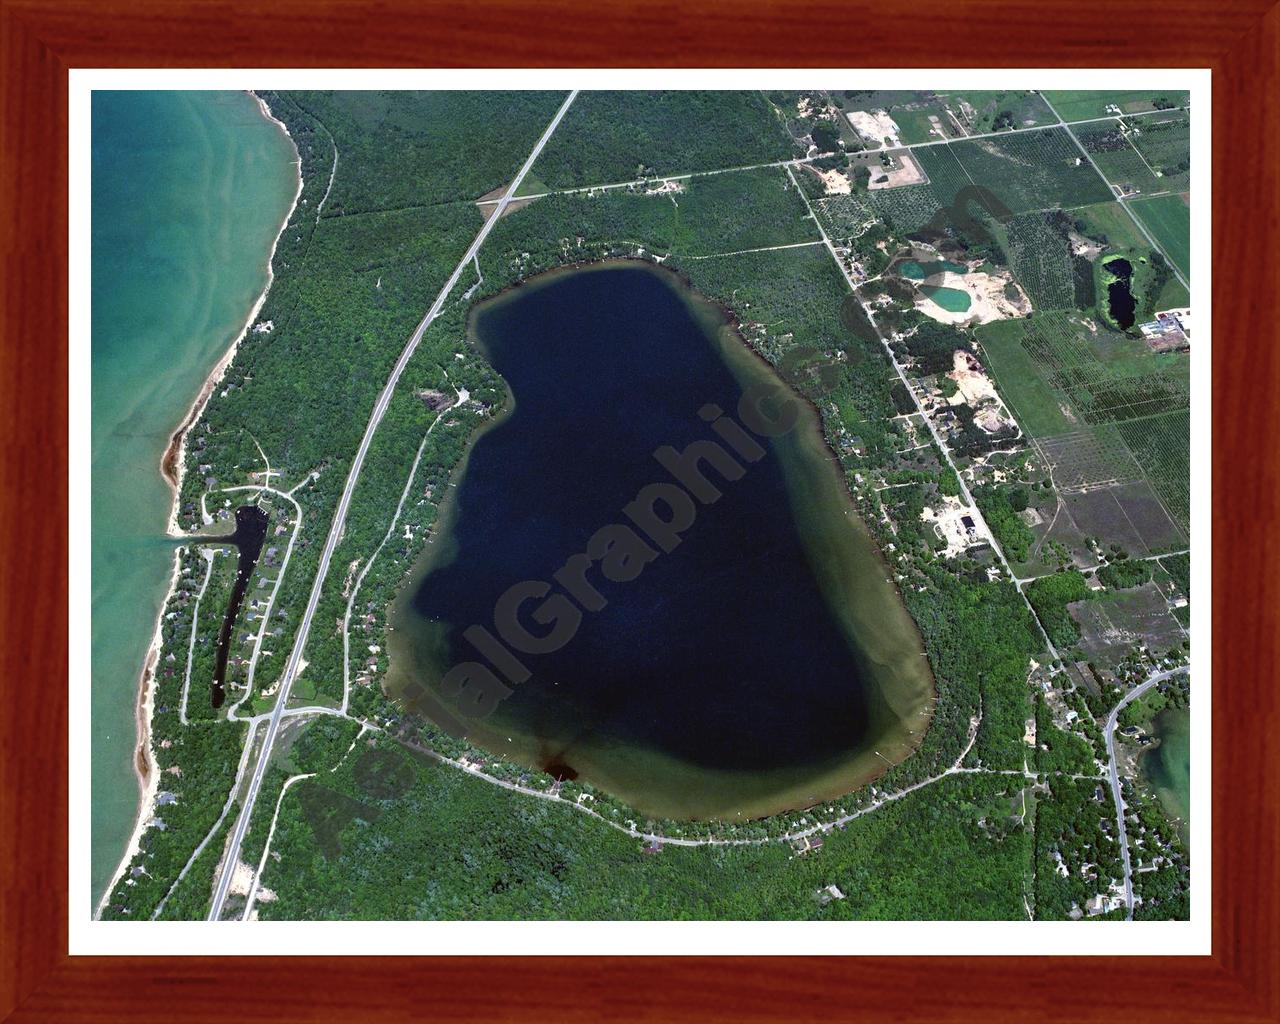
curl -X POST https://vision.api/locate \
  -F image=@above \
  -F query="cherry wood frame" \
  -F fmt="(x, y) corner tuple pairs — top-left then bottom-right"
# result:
(3, 1), (1276, 1020)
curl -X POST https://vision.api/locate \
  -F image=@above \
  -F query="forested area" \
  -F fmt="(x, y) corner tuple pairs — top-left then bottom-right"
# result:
(1026, 571), (1093, 648)
(1034, 776), (1125, 919)
(973, 484), (1035, 563)
(1098, 557), (1153, 590)
(896, 319), (973, 376)
(523, 91), (792, 191)
(101, 544), (249, 920)
(257, 736), (1030, 920)
(1034, 694), (1099, 777)
(289, 91), (565, 213)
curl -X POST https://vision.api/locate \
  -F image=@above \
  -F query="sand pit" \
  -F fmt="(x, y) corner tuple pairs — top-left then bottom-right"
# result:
(846, 109), (902, 149)
(867, 150), (926, 189)
(915, 269), (1030, 326)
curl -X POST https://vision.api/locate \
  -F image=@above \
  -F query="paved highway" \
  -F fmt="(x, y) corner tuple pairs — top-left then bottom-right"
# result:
(207, 90), (579, 920)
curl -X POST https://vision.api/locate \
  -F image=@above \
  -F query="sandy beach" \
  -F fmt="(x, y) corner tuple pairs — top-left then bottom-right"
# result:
(95, 92), (304, 919)
(161, 92), (304, 535)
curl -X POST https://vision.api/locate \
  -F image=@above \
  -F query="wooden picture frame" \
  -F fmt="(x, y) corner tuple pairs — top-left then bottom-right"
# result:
(3, 1), (1275, 1019)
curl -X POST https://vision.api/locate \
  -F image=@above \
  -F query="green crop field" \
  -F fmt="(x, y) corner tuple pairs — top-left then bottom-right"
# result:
(921, 129), (1113, 215)
(1130, 194), (1191, 279)
(1073, 201), (1149, 251)
(1041, 90), (1190, 122)
(1073, 122), (1166, 196)
(1117, 410), (1191, 532)
(973, 318), (1075, 437)
(976, 310), (1189, 439)
(865, 183), (945, 233)
(1126, 112), (1191, 192)
(911, 144), (975, 211)
(1003, 212), (1075, 310)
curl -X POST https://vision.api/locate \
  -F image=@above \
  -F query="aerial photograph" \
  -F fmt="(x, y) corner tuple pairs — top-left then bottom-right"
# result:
(91, 87), (1194, 923)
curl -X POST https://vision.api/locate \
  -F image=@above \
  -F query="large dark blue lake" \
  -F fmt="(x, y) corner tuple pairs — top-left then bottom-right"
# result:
(388, 263), (933, 819)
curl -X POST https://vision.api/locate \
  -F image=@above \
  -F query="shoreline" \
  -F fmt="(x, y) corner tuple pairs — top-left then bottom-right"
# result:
(385, 258), (936, 823)
(96, 91), (304, 919)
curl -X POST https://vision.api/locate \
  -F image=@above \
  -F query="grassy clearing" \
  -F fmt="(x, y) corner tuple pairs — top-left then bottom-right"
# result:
(1073, 201), (1149, 251)
(974, 319), (1074, 437)
(943, 90), (1056, 133)
(1129, 194), (1191, 280)
(1041, 90), (1190, 122)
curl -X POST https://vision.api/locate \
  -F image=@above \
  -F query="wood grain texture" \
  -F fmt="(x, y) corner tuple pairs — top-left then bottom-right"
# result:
(1, 1), (1275, 1020)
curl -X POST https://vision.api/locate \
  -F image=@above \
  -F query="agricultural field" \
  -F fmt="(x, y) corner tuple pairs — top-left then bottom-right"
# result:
(1116, 410), (1191, 534)
(917, 129), (1113, 215)
(973, 318), (1077, 437)
(973, 311), (1190, 553)
(813, 193), (875, 240)
(1036, 427), (1145, 491)
(1129, 194), (1191, 279)
(1002, 212), (1075, 310)
(521, 91), (791, 192)
(1068, 583), (1186, 665)
(865, 183), (946, 234)
(1072, 122), (1166, 197)
(1041, 90), (1190, 122)
(1124, 112), (1191, 193)
(1062, 481), (1186, 554)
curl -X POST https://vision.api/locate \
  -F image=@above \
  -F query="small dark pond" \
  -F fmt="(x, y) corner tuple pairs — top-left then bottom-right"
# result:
(1104, 257), (1136, 329)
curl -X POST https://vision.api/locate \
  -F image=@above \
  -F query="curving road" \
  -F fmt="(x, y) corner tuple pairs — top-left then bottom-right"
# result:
(1105, 664), (1190, 920)
(206, 90), (579, 921)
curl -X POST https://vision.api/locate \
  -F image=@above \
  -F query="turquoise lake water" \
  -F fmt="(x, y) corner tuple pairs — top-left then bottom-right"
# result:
(91, 91), (296, 905)
(1142, 707), (1191, 843)
(920, 285), (973, 312)
(899, 259), (967, 280)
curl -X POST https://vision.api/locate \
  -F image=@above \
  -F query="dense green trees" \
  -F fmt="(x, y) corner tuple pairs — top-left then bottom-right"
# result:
(1026, 571), (1092, 648)
(257, 737), (1030, 920)
(290, 91), (565, 211)
(1098, 558), (1153, 590)
(973, 484), (1035, 562)
(525, 92), (792, 191)
(898, 320), (971, 376)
